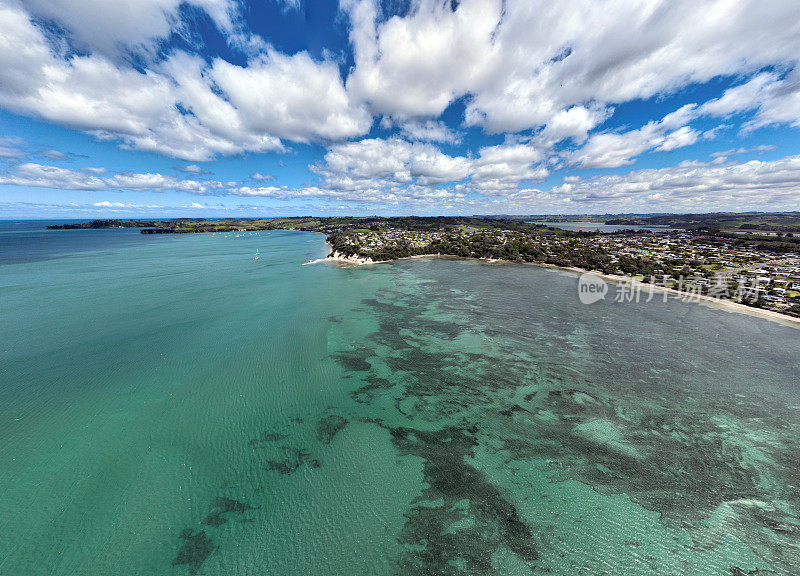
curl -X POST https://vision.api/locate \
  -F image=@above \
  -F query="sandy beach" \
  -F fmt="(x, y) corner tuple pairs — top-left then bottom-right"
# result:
(542, 264), (800, 328)
(302, 241), (376, 266)
(303, 247), (800, 328)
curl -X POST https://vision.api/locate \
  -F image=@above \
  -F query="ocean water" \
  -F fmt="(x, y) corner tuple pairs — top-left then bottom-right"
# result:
(1, 222), (799, 576)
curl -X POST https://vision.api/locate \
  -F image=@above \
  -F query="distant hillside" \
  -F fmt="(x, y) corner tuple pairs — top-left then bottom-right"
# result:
(46, 213), (800, 234)
(47, 216), (556, 235)
(603, 212), (800, 233)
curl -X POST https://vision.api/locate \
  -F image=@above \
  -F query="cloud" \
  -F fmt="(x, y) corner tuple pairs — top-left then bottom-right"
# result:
(92, 201), (163, 208)
(39, 149), (88, 161)
(2, 0), (800, 215)
(312, 137), (471, 190)
(1, 197), (341, 218)
(2, 0), (799, 168)
(0, 146), (25, 158)
(5, 152), (800, 215)
(40, 150), (69, 160)
(504, 155), (800, 213)
(399, 120), (461, 144)
(654, 126), (700, 152)
(0, 162), (226, 194)
(250, 173), (275, 181)
(274, 0), (301, 13)
(207, 49), (371, 142)
(568, 105), (700, 168)
(258, 136), (549, 201)
(701, 125), (730, 141)
(230, 186), (285, 197)
(289, 153), (800, 212)
(711, 145), (777, 158)
(175, 164), (211, 174)
(0, 136), (25, 146)
(468, 141), (548, 195)
(699, 69), (800, 131)
(343, 0), (800, 138)
(309, 136), (550, 198)
(533, 105), (614, 148)
(0, 2), (369, 160)
(0, 163), (106, 190)
(19, 0), (238, 58)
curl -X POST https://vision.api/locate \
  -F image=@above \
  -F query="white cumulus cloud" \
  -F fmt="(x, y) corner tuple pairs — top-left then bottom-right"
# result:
(0, 1), (369, 160)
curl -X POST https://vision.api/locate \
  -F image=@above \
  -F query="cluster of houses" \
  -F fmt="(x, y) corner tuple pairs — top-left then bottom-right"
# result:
(592, 233), (800, 311)
(347, 228), (445, 251)
(340, 226), (800, 314)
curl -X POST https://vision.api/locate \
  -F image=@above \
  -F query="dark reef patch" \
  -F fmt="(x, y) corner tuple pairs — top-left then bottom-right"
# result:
(201, 497), (256, 527)
(515, 392), (764, 529)
(350, 374), (396, 403)
(248, 431), (287, 446)
(332, 272), (800, 574)
(498, 404), (531, 417)
(389, 426), (537, 575)
(174, 497), (257, 572)
(173, 529), (216, 575)
(730, 568), (763, 576)
(266, 447), (320, 474)
(333, 348), (373, 372)
(317, 415), (348, 444)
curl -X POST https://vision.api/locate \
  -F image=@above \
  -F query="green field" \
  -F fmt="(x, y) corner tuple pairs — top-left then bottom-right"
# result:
(603, 212), (800, 233)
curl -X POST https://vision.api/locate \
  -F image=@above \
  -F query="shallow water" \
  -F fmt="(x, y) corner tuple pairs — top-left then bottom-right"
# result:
(1, 223), (798, 575)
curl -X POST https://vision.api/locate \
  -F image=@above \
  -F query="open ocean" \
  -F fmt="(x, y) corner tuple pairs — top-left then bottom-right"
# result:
(1, 220), (799, 576)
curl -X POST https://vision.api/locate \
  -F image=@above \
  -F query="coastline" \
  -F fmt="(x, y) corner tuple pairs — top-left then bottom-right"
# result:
(302, 241), (376, 266)
(303, 245), (800, 328)
(543, 264), (800, 328)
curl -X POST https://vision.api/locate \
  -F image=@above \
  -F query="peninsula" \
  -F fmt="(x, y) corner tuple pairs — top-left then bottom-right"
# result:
(48, 215), (800, 319)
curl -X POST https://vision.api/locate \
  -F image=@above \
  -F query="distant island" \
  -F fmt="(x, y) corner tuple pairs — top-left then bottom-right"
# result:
(48, 214), (800, 319)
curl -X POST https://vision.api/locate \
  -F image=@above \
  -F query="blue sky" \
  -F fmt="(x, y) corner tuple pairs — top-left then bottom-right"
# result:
(1, 0), (799, 218)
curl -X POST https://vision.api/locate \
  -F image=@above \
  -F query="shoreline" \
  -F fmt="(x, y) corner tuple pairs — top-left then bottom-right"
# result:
(302, 241), (376, 266)
(303, 246), (800, 328)
(543, 264), (800, 328)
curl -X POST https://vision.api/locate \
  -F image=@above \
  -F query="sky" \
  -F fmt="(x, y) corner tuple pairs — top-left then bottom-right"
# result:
(1, 0), (799, 218)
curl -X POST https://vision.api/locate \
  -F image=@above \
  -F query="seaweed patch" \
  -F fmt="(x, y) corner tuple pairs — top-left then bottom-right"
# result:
(266, 447), (321, 474)
(390, 426), (537, 575)
(248, 431), (287, 446)
(348, 278), (800, 574)
(317, 415), (348, 444)
(201, 497), (256, 527)
(333, 348), (373, 372)
(172, 529), (216, 575)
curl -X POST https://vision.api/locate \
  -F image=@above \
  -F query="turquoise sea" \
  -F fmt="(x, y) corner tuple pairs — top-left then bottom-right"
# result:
(1, 221), (799, 575)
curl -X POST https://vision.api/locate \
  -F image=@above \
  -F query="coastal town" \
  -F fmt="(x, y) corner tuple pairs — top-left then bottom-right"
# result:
(48, 215), (800, 318)
(326, 224), (800, 318)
